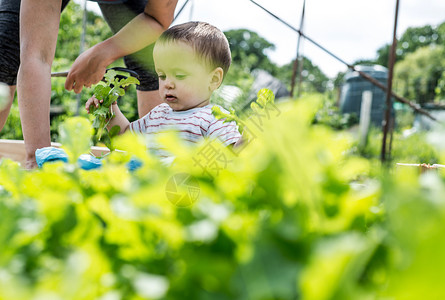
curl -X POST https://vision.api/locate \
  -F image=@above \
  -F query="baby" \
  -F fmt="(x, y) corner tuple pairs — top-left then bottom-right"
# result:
(86, 21), (242, 161)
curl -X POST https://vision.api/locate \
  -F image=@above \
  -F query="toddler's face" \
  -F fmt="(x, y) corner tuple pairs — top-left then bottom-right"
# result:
(153, 41), (218, 111)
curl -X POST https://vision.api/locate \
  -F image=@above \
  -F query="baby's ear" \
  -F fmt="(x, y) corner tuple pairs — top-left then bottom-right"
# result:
(209, 67), (224, 91)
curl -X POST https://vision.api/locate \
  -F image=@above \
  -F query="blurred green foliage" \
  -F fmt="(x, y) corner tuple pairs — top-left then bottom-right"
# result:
(393, 45), (444, 104)
(362, 22), (445, 104)
(375, 25), (443, 67)
(225, 29), (277, 75)
(313, 93), (358, 130)
(276, 58), (329, 94)
(2, 94), (445, 299)
(1, 10), (445, 300)
(360, 128), (439, 165)
(224, 28), (328, 95)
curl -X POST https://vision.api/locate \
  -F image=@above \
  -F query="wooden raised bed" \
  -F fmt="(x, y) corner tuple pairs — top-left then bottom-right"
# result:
(0, 139), (109, 166)
(396, 163), (445, 173)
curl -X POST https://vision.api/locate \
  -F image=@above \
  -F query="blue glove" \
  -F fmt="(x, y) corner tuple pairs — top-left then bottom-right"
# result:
(127, 157), (143, 172)
(36, 147), (142, 171)
(77, 154), (103, 170)
(35, 147), (69, 168)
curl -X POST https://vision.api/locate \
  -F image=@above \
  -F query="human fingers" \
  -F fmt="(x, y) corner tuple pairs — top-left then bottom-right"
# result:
(65, 78), (85, 93)
(87, 72), (106, 87)
(85, 98), (94, 113)
(85, 96), (102, 113)
(73, 73), (103, 93)
(65, 70), (79, 91)
(66, 70), (87, 94)
(73, 80), (85, 94)
(65, 75), (74, 91)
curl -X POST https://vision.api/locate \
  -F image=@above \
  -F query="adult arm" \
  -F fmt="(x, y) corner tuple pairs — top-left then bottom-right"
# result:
(17, 0), (63, 168)
(65, 0), (178, 93)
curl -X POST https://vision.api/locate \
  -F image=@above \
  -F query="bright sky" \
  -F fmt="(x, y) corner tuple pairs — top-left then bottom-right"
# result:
(84, 0), (445, 78)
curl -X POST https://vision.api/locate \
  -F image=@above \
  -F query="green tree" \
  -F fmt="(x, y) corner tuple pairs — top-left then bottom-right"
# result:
(353, 58), (377, 66)
(55, 2), (113, 63)
(276, 57), (329, 93)
(394, 45), (444, 104)
(224, 29), (278, 75)
(375, 44), (390, 67)
(376, 25), (442, 67)
(224, 29), (329, 96)
(333, 71), (346, 89)
(436, 22), (445, 44)
(357, 22), (445, 105)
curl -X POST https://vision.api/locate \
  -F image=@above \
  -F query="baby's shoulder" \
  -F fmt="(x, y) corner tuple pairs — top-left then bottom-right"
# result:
(145, 103), (172, 118)
(193, 105), (226, 126)
(209, 104), (231, 115)
(153, 103), (172, 114)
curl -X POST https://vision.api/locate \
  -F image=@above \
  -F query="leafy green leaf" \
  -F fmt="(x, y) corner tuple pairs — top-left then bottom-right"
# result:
(87, 69), (139, 144)
(119, 76), (140, 87)
(256, 88), (275, 107)
(93, 105), (109, 117)
(93, 84), (108, 100)
(250, 102), (261, 114)
(104, 69), (117, 84)
(114, 87), (125, 97)
(58, 117), (93, 162)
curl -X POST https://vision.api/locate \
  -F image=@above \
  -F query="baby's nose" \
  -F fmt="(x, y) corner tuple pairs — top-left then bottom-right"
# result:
(164, 78), (175, 89)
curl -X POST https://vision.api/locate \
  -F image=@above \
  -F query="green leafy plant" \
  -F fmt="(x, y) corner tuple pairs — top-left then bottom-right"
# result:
(3, 93), (445, 300)
(88, 69), (140, 148)
(212, 88), (276, 136)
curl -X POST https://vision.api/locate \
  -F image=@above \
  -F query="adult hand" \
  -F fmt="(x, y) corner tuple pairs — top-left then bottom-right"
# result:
(65, 0), (178, 94)
(65, 44), (111, 93)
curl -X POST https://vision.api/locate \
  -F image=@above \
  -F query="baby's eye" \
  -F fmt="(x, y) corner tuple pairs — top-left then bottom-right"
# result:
(158, 74), (166, 80)
(175, 74), (187, 80)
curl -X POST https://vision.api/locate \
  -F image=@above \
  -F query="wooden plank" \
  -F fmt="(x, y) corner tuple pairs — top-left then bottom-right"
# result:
(359, 90), (372, 149)
(0, 139), (110, 166)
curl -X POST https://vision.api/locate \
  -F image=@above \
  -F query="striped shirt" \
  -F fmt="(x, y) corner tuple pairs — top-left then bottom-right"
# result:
(129, 103), (242, 159)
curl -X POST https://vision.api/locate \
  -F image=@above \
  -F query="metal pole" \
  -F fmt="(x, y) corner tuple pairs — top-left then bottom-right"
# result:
(381, 0), (400, 163)
(296, 0), (307, 98)
(76, 0), (87, 116)
(296, 38), (305, 97)
(290, 0), (306, 98)
(173, 0), (191, 21)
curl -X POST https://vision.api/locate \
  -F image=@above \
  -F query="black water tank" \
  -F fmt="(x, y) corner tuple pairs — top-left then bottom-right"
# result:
(339, 65), (391, 126)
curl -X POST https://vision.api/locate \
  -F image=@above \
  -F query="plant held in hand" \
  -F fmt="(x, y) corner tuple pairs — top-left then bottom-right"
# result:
(88, 69), (140, 148)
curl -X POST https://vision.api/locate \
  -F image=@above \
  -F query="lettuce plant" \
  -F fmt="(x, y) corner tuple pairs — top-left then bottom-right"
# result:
(88, 69), (140, 148)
